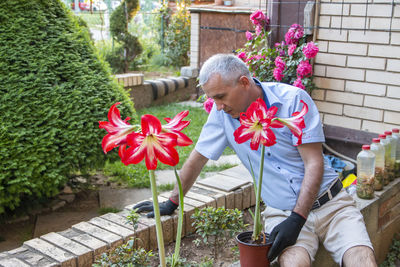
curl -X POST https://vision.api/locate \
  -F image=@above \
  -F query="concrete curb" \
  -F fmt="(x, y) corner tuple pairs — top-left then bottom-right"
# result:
(1, 167), (399, 266)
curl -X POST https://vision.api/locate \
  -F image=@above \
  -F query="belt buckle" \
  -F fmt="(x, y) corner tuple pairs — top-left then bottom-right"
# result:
(312, 199), (321, 210)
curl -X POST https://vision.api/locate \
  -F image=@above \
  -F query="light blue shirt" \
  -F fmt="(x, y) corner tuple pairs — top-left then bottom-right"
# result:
(195, 81), (338, 211)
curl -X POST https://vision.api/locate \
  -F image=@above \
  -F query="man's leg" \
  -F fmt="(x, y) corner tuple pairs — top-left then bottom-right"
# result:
(342, 246), (377, 267)
(279, 246), (311, 267)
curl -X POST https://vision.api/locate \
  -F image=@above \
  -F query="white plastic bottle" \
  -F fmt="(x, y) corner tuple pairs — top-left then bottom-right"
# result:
(392, 128), (400, 176)
(370, 138), (385, 191)
(356, 145), (375, 199)
(380, 134), (391, 184)
(384, 131), (396, 180)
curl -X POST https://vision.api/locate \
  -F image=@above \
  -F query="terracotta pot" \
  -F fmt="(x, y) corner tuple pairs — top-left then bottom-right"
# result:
(215, 0), (223, 5)
(236, 231), (272, 267)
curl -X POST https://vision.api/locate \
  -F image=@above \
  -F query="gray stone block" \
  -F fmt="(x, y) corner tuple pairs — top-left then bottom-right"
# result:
(0, 257), (30, 267)
(180, 66), (199, 78)
(40, 232), (92, 267)
(24, 238), (75, 267)
(89, 217), (135, 242)
(72, 222), (122, 250)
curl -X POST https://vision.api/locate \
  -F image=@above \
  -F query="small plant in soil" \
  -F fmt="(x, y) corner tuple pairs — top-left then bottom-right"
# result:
(126, 208), (140, 229)
(191, 207), (248, 260)
(93, 238), (154, 266)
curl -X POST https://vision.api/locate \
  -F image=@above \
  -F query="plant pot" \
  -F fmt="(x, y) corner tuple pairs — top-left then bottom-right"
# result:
(215, 0), (223, 5)
(236, 231), (272, 267)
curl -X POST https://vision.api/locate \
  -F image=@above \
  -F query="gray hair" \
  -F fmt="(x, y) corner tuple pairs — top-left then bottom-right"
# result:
(198, 54), (252, 86)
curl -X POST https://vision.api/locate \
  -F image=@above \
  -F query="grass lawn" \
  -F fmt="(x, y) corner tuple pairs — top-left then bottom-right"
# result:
(103, 102), (235, 188)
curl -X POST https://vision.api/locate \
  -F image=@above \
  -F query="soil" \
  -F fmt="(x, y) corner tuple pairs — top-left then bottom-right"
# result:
(147, 208), (254, 267)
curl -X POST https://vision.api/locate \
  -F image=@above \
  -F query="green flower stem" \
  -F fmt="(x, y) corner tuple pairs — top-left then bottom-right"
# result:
(149, 170), (166, 267)
(172, 168), (184, 266)
(253, 145), (265, 241)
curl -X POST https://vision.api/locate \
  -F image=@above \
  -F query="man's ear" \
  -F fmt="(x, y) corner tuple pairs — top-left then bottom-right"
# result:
(238, 75), (250, 87)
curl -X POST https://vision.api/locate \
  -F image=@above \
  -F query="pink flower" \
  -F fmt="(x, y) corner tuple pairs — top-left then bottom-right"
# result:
(237, 52), (247, 61)
(272, 100), (308, 146)
(121, 115), (179, 170)
(250, 10), (266, 26)
(288, 44), (296, 56)
(99, 102), (138, 154)
(233, 98), (282, 149)
(203, 98), (214, 114)
(302, 42), (319, 59)
(245, 31), (253, 40)
(293, 77), (305, 90)
(285, 24), (304, 45)
(296, 60), (312, 78)
(273, 67), (284, 81)
(162, 111), (193, 146)
(274, 56), (286, 70)
(255, 25), (262, 36)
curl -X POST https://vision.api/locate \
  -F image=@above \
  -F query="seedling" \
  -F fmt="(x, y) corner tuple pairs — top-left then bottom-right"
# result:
(191, 207), (248, 260)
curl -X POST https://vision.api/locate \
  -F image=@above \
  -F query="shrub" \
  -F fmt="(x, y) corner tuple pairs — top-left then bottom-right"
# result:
(192, 207), (248, 260)
(163, 2), (191, 67)
(109, 0), (142, 73)
(0, 0), (135, 214)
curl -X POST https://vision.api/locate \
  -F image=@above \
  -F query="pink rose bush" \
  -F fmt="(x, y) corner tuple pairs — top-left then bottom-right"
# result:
(236, 10), (319, 92)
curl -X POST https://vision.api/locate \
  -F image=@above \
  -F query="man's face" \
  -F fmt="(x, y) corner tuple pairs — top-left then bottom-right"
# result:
(202, 74), (251, 119)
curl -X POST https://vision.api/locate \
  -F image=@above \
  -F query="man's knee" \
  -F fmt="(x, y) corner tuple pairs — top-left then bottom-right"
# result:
(279, 246), (311, 267)
(342, 246), (377, 267)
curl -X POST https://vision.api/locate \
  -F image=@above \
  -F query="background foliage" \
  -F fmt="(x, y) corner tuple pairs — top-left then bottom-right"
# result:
(0, 0), (135, 213)
(108, 0), (142, 73)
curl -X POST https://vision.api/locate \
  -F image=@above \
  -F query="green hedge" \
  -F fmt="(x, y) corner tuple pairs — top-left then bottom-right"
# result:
(0, 0), (136, 213)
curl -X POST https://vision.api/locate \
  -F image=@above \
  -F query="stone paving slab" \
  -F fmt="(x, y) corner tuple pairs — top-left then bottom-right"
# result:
(0, 258), (31, 267)
(59, 229), (107, 258)
(40, 232), (92, 267)
(218, 164), (253, 182)
(89, 217), (135, 242)
(24, 238), (76, 267)
(196, 174), (250, 192)
(72, 222), (123, 250)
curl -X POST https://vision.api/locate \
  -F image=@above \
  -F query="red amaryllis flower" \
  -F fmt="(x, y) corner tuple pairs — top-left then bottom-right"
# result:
(272, 100), (308, 146)
(99, 102), (138, 154)
(121, 114), (179, 170)
(162, 111), (193, 146)
(234, 98), (283, 150)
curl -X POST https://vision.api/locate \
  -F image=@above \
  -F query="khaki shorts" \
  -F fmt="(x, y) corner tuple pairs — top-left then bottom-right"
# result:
(262, 189), (373, 265)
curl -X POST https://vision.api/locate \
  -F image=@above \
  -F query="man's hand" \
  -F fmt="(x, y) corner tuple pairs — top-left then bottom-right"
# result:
(267, 211), (306, 262)
(133, 198), (178, 218)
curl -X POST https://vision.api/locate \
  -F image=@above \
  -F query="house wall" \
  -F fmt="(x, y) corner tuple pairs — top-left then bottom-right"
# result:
(313, 0), (400, 134)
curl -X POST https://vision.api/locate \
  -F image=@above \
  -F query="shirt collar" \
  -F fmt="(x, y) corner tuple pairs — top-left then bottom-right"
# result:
(252, 78), (283, 108)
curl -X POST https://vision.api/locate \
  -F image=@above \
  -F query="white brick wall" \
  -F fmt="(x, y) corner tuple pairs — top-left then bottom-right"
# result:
(345, 81), (386, 96)
(190, 13), (200, 68)
(315, 101), (343, 115)
(384, 111), (400, 125)
(324, 114), (362, 130)
(347, 56), (386, 70)
(326, 66), (365, 81)
(315, 53), (346, 67)
(343, 105), (383, 121)
(364, 95), (400, 112)
(387, 86), (400, 99)
(314, 77), (345, 91)
(326, 91), (364, 105)
(387, 59), (400, 72)
(328, 41), (368, 56)
(313, 1), (400, 131)
(366, 70), (400, 86)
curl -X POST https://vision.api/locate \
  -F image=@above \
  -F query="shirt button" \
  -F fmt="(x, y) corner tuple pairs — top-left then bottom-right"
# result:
(267, 152), (271, 156)
(290, 179), (293, 183)
(277, 166), (281, 170)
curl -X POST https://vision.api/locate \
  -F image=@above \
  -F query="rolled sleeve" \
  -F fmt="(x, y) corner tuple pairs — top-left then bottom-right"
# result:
(195, 106), (228, 160)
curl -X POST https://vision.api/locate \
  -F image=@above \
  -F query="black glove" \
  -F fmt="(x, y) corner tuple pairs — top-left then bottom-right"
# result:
(133, 198), (178, 218)
(267, 211), (306, 262)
